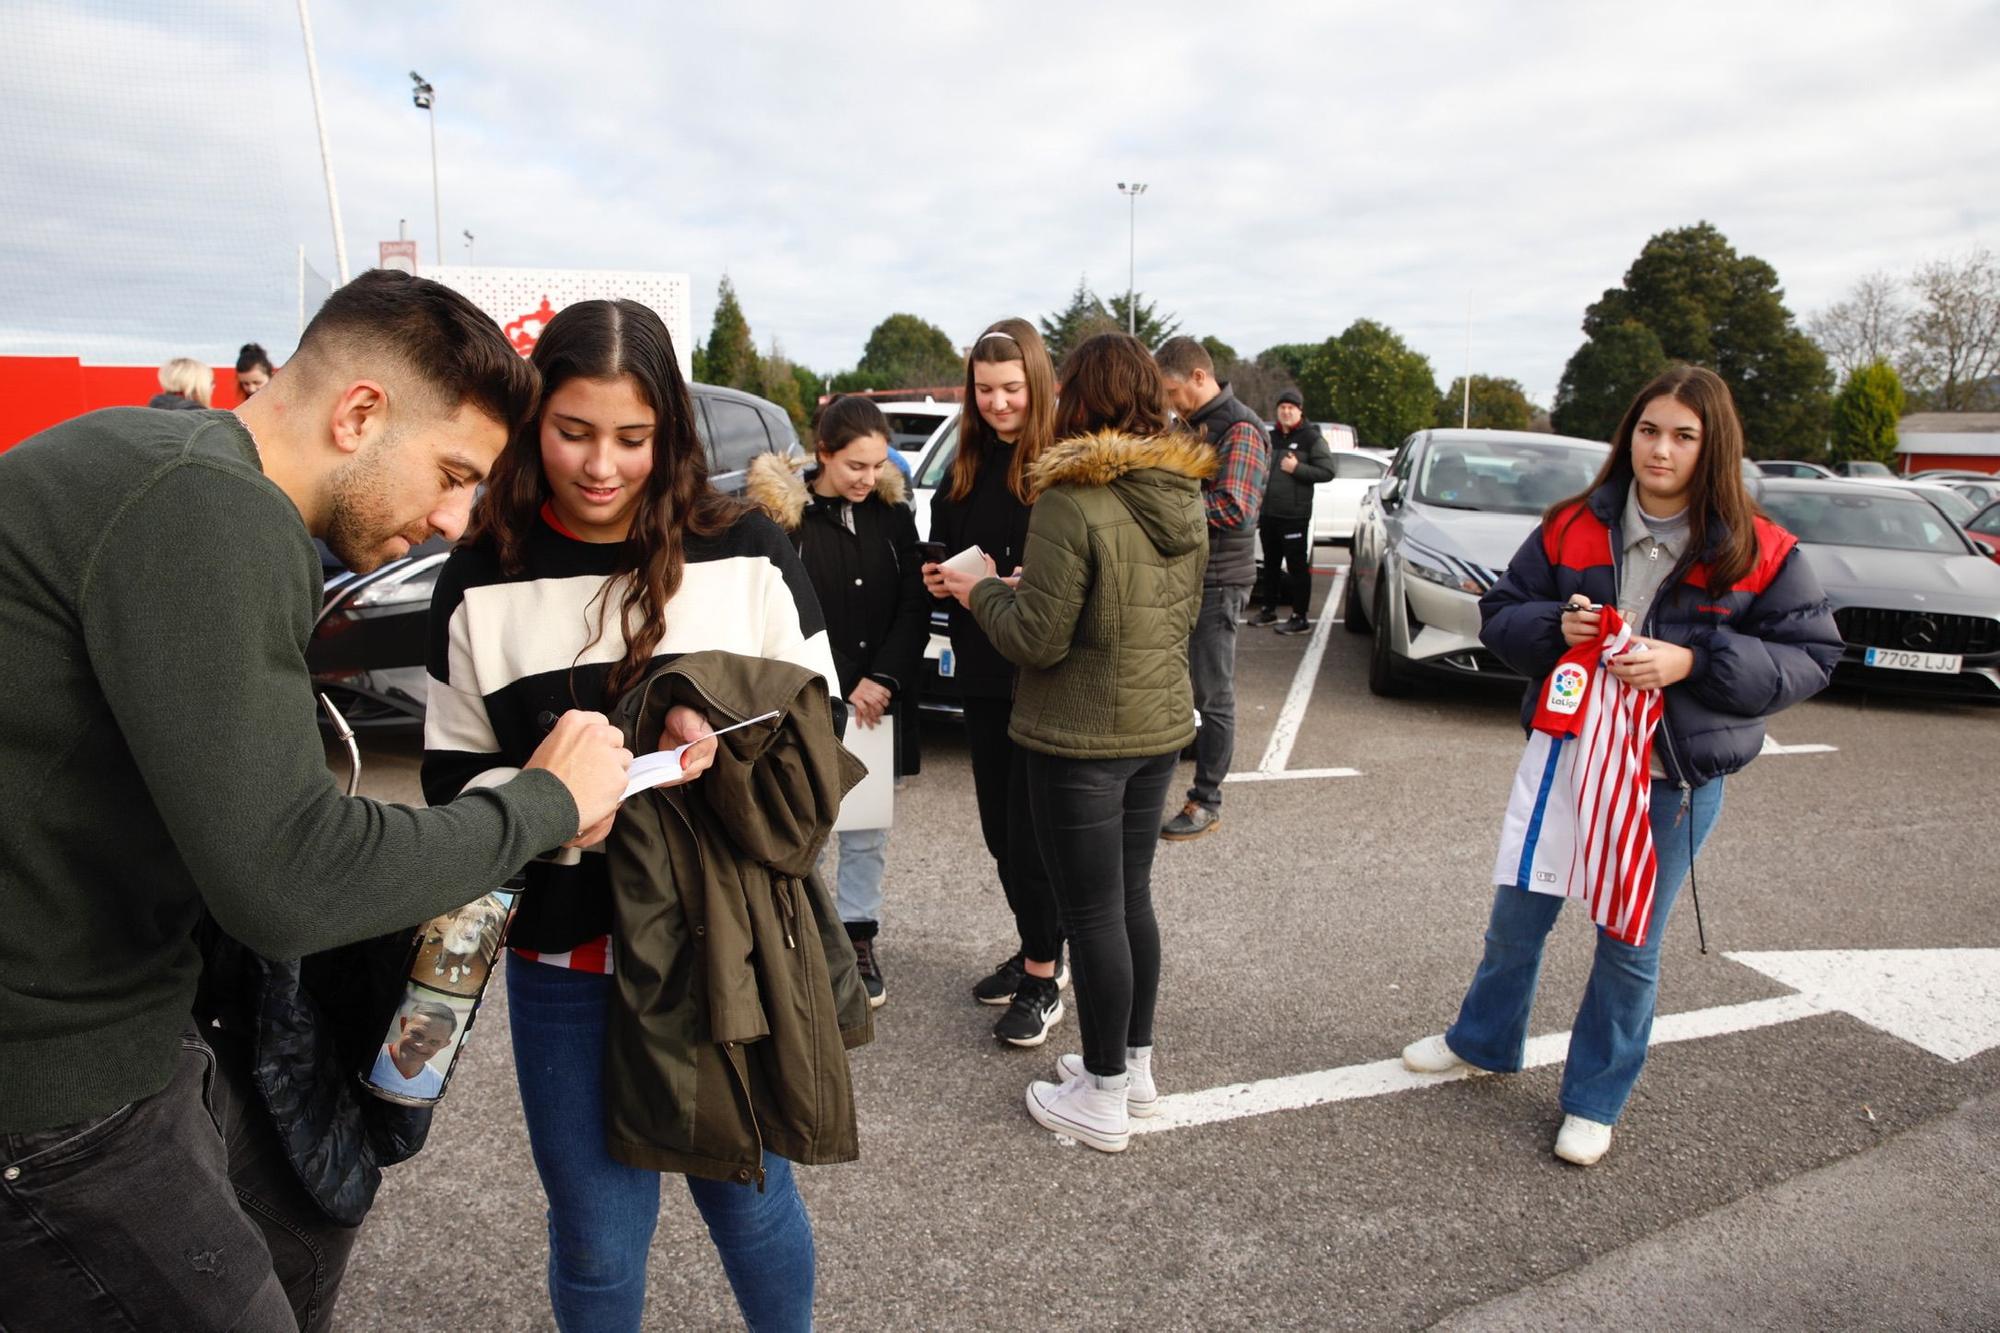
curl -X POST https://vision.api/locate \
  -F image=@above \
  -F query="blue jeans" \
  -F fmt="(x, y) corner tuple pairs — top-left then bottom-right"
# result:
(828, 826), (889, 925)
(1446, 778), (1725, 1124)
(506, 955), (816, 1332)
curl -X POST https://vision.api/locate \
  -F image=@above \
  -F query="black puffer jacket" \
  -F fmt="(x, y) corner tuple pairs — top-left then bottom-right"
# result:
(194, 922), (431, 1225)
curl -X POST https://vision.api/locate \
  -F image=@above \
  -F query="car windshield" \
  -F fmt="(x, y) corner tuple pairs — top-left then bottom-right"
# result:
(1760, 490), (1970, 554)
(883, 411), (949, 452)
(1972, 506), (2000, 538)
(1413, 441), (1603, 514)
(916, 417), (959, 488)
(1914, 487), (1978, 524)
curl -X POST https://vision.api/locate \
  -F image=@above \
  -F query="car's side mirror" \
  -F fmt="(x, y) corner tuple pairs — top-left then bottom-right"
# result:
(1378, 476), (1402, 507)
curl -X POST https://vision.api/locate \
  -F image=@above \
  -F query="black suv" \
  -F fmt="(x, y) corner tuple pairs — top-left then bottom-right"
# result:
(309, 383), (803, 727)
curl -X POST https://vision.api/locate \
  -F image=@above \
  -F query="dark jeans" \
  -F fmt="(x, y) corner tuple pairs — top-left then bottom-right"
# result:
(1188, 584), (1249, 811)
(1027, 749), (1178, 1077)
(1, 1031), (298, 1332)
(962, 695), (1062, 963)
(1256, 515), (1311, 617)
(208, 1026), (363, 1333)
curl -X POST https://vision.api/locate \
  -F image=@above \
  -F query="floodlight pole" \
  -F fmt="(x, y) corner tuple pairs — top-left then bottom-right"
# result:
(411, 73), (442, 267)
(1462, 294), (1473, 429)
(1117, 182), (1148, 336)
(296, 0), (349, 284)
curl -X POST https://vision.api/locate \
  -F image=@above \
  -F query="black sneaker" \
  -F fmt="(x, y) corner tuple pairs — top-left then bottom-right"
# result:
(1274, 614), (1311, 635)
(993, 975), (1065, 1047)
(852, 935), (886, 1009)
(973, 953), (1027, 1006)
(1246, 606), (1280, 627)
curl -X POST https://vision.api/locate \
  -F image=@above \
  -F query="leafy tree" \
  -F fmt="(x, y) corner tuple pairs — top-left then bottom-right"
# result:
(1259, 343), (1318, 382)
(1200, 335), (1239, 368)
(1223, 346), (1303, 419)
(1828, 360), (1905, 467)
(1552, 222), (1831, 456)
(829, 368), (896, 394)
(1902, 248), (2000, 411)
(1552, 322), (1668, 441)
(700, 276), (759, 392)
(1104, 292), (1180, 347)
(691, 343), (710, 383)
(1040, 278), (1117, 365)
(856, 313), (961, 390)
(1437, 375), (1534, 430)
(1298, 319), (1438, 447)
(791, 364), (825, 426)
(752, 341), (808, 431)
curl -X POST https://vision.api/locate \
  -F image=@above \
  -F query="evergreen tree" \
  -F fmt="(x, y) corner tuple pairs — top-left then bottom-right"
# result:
(1039, 278), (1117, 365)
(1828, 359), (1905, 467)
(1200, 335), (1239, 369)
(701, 276), (759, 393)
(1552, 322), (1668, 441)
(1552, 222), (1831, 456)
(1104, 292), (1180, 347)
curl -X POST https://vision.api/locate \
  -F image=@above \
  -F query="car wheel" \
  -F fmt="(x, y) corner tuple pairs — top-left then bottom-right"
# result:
(1368, 576), (1409, 697)
(1340, 568), (1370, 634)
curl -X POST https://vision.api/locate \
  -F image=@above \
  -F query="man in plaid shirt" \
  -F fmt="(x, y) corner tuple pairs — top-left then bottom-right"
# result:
(1155, 337), (1271, 841)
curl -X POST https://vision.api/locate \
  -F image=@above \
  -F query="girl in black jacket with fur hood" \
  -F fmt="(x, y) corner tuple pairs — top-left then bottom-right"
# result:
(749, 396), (928, 1006)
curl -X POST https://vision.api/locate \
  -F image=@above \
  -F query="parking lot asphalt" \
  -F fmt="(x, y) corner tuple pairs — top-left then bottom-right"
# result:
(328, 559), (2000, 1331)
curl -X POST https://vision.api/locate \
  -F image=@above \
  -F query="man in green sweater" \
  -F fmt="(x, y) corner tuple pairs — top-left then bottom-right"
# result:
(0, 271), (631, 1329)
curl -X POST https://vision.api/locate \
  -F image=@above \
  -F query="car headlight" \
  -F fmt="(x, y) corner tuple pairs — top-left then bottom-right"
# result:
(1400, 546), (1485, 595)
(347, 560), (445, 609)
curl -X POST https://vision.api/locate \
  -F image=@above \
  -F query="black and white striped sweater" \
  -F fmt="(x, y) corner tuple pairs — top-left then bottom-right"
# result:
(421, 505), (837, 957)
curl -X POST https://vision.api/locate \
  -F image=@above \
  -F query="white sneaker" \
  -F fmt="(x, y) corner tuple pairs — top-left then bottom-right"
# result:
(1026, 1076), (1129, 1153)
(1554, 1114), (1614, 1166)
(1401, 1034), (1489, 1075)
(1056, 1052), (1157, 1118)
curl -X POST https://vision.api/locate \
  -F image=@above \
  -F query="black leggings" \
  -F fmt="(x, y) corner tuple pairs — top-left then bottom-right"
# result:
(1257, 515), (1311, 617)
(1026, 749), (1178, 1077)
(961, 696), (1061, 963)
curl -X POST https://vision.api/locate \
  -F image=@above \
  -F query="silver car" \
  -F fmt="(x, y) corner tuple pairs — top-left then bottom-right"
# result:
(1344, 428), (1608, 695)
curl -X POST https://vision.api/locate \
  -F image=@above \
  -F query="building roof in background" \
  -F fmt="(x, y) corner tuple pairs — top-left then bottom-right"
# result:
(1895, 413), (2000, 457)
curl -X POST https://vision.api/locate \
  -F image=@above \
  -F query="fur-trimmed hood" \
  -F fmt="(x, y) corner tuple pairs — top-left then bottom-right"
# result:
(746, 451), (908, 532)
(1028, 430), (1216, 559)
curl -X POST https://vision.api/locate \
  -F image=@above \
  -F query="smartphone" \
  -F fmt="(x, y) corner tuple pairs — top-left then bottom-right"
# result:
(915, 540), (948, 565)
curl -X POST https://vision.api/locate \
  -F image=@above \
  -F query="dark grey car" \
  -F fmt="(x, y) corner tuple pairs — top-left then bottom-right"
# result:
(310, 382), (803, 727)
(1756, 479), (2000, 700)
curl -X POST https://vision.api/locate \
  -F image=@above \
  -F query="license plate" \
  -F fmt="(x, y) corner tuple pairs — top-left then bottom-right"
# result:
(938, 648), (955, 678)
(1864, 646), (1961, 673)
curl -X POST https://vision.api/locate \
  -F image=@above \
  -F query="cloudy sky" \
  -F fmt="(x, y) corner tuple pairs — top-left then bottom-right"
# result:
(4, 0), (1996, 407)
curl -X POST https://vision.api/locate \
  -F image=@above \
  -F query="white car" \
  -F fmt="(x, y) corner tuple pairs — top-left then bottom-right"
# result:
(874, 400), (959, 473)
(1309, 447), (1393, 544)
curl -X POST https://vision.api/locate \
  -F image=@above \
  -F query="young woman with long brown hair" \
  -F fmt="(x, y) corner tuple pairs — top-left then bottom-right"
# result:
(920, 317), (1071, 1046)
(1401, 364), (1842, 1167)
(938, 332), (1211, 1152)
(422, 299), (837, 1330)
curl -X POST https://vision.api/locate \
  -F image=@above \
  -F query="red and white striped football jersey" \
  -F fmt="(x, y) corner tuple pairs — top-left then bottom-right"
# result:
(1491, 607), (1667, 945)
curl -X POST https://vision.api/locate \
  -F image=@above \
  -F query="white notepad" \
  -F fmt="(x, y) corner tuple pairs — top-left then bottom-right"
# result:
(620, 709), (781, 801)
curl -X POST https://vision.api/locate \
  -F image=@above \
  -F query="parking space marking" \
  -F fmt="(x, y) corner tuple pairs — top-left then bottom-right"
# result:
(1132, 946), (2000, 1136)
(1228, 569), (1358, 787)
(1761, 735), (1839, 755)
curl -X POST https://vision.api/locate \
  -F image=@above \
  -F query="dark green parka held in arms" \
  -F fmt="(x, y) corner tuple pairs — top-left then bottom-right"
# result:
(604, 650), (872, 1187)
(969, 430), (1215, 758)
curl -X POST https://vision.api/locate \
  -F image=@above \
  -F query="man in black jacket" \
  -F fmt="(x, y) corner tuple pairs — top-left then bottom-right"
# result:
(1252, 389), (1336, 634)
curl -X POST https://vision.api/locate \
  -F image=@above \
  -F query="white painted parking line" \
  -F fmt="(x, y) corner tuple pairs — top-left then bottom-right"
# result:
(1761, 735), (1839, 755)
(1224, 569), (1357, 787)
(1132, 947), (2000, 1135)
(1225, 767), (1363, 784)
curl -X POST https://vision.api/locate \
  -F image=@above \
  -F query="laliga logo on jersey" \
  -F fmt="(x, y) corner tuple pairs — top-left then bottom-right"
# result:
(1546, 663), (1588, 715)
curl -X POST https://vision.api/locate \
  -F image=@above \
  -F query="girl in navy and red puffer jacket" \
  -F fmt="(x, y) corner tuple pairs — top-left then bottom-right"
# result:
(1400, 365), (1843, 1170)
